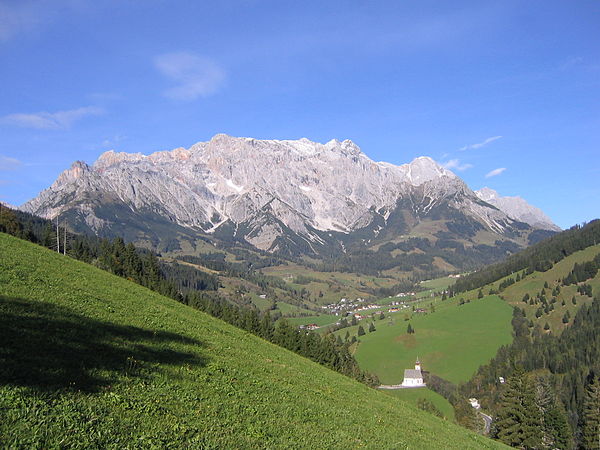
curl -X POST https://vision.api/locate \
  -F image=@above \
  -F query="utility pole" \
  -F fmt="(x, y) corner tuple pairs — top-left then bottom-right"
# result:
(63, 223), (67, 255)
(56, 217), (60, 253)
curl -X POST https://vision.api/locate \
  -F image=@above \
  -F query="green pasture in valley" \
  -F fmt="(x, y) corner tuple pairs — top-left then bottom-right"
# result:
(354, 295), (514, 384)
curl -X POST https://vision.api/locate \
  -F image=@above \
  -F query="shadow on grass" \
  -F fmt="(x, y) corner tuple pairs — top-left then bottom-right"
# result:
(0, 296), (208, 392)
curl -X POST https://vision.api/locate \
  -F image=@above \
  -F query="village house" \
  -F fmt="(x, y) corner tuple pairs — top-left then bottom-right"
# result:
(469, 398), (481, 409)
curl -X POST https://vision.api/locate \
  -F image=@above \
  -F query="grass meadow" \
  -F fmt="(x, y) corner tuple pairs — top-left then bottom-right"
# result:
(353, 296), (513, 385)
(383, 388), (456, 421)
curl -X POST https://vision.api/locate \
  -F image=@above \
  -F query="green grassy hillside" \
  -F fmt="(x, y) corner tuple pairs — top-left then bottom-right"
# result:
(383, 388), (456, 421)
(353, 296), (513, 385)
(0, 233), (503, 448)
(453, 245), (600, 335)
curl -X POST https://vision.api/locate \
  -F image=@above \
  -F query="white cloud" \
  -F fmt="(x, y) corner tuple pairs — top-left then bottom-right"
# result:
(442, 159), (473, 171)
(155, 51), (226, 101)
(485, 167), (506, 178)
(0, 156), (22, 171)
(459, 135), (502, 151)
(1, 106), (103, 130)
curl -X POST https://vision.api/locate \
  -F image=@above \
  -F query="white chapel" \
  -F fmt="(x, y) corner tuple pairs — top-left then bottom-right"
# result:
(401, 358), (425, 387)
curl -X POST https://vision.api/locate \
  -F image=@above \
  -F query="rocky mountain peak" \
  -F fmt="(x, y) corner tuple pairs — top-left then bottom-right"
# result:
(475, 187), (499, 202)
(95, 150), (146, 169)
(54, 160), (90, 186)
(475, 187), (560, 231)
(400, 156), (456, 186)
(21, 134), (559, 254)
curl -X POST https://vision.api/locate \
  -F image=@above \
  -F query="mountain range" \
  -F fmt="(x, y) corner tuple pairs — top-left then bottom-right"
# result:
(21, 134), (559, 272)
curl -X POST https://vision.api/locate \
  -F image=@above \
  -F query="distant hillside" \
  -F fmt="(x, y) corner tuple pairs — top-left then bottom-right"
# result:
(445, 222), (600, 448)
(0, 233), (503, 448)
(450, 220), (600, 295)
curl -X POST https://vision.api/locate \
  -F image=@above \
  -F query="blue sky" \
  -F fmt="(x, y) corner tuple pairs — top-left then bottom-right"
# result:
(0, 0), (598, 228)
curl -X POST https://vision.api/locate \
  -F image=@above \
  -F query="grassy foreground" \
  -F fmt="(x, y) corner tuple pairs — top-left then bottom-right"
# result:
(0, 233), (503, 448)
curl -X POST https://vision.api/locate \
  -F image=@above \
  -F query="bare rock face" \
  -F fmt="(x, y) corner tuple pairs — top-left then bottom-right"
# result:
(21, 134), (557, 253)
(475, 187), (560, 232)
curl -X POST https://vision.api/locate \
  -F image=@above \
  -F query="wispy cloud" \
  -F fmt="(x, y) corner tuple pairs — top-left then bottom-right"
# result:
(101, 134), (127, 148)
(0, 156), (22, 171)
(459, 135), (502, 151)
(155, 51), (226, 101)
(1, 106), (103, 130)
(560, 56), (584, 71)
(0, 1), (42, 41)
(485, 167), (506, 178)
(0, 0), (86, 42)
(442, 159), (473, 171)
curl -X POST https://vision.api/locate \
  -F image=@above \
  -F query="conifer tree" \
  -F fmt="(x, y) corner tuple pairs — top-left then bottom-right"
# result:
(259, 311), (274, 341)
(494, 368), (542, 448)
(544, 404), (572, 449)
(455, 400), (482, 432)
(534, 376), (572, 449)
(368, 322), (376, 332)
(357, 325), (365, 336)
(0, 206), (21, 235)
(583, 376), (600, 450)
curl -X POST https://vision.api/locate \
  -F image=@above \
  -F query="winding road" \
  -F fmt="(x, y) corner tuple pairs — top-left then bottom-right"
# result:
(480, 412), (493, 434)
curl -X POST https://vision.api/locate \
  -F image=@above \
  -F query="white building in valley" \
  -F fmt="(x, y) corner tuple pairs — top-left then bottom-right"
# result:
(401, 359), (425, 388)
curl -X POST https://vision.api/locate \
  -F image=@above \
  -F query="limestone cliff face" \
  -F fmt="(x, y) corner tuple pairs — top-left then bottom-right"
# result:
(22, 134), (556, 253)
(475, 187), (560, 232)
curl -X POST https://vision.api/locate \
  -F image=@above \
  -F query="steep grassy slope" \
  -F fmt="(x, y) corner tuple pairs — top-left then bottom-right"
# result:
(453, 245), (600, 335)
(383, 388), (456, 421)
(497, 245), (599, 332)
(0, 233), (503, 448)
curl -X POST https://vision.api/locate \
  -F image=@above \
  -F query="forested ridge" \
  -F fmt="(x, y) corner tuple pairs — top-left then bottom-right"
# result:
(458, 296), (600, 448)
(0, 205), (378, 386)
(451, 220), (600, 295)
(422, 220), (600, 447)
